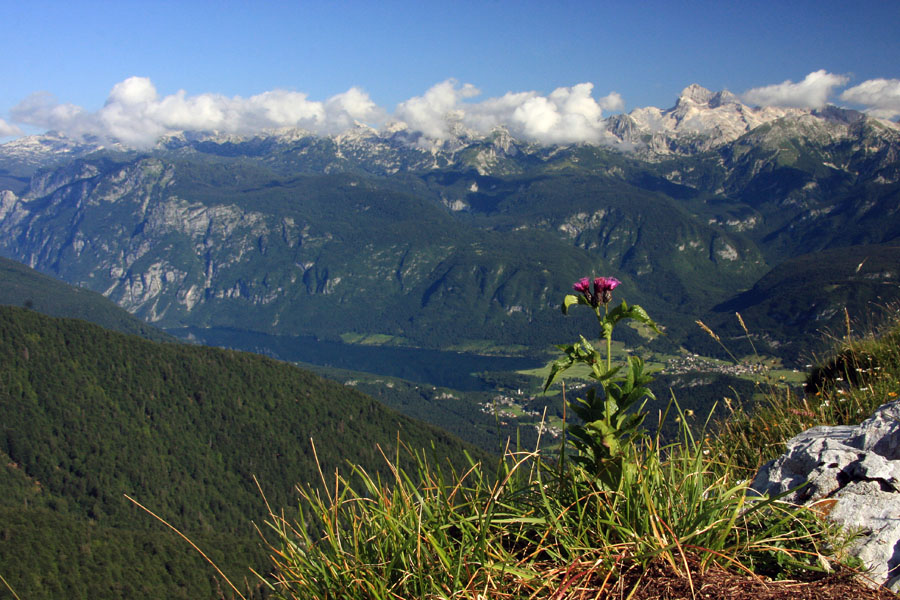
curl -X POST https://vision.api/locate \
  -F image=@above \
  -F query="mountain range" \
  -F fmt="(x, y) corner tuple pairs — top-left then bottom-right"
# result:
(1, 84), (899, 365)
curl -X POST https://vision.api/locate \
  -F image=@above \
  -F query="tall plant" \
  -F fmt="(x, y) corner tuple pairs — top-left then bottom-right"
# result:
(544, 276), (661, 488)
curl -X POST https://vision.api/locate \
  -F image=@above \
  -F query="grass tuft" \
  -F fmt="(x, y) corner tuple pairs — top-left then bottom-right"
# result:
(259, 406), (853, 598)
(257, 311), (900, 599)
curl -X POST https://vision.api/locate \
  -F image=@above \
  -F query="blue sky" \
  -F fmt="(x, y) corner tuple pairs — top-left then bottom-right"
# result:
(2, 0), (899, 144)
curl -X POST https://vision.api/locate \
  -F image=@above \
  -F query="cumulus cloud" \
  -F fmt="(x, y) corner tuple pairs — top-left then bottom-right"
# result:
(394, 80), (621, 144)
(6, 76), (625, 147)
(393, 80), (480, 139)
(742, 69), (849, 109)
(9, 76), (386, 148)
(324, 87), (386, 133)
(598, 91), (625, 112)
(10, 91), (97, 138)
(0, 118), (22, 138)
(840, 78), (900, 120)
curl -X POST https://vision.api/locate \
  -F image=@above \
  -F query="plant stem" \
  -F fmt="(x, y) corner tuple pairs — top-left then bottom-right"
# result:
(604, 304), (611, 373)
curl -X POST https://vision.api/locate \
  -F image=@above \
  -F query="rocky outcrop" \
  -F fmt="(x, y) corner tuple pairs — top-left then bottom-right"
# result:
(621, 84), (807, 155)
(751, 400), (900, 590)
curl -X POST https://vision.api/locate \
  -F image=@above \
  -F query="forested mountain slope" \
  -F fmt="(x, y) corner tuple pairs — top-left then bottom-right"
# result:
(0, 255), (173, 342)
(0, 305), (483, 599)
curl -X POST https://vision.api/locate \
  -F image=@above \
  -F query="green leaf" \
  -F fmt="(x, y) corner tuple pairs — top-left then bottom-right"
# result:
(605, 300), (629, 325)
(589, 362), (621, 382)
(625, 303), (662, 333)
(562, 294), (583, 315)
(577, 335), (595, 354)
(602, 433), (619, 454)
(625, 356), (636, 390)
(543, 357), (573, 391)
(603, 301), (662, 334)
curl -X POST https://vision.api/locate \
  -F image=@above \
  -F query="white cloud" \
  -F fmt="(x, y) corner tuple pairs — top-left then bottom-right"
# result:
(393, 80), (480, 139)
(10, 91), (97, 138)
(742, 70), (849, 109)
(598, 91), (625, 112)
(393, 80), (621, 144)
(840, 79), (900, 120)
(6, 76), (625, 147)
(324, 87), (386, 133)
(9, 76), (386, 148)
(99, 77), (167, 146)
(0, 118), (22, 137)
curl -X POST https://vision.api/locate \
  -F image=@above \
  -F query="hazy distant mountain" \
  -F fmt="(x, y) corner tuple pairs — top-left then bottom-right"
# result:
(0, 85), (898, 363)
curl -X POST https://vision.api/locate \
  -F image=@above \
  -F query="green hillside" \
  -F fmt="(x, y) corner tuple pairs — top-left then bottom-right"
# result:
(0, 256), (173, 343)
(689, 244), (900, 363)
(0, 305), (484, 599)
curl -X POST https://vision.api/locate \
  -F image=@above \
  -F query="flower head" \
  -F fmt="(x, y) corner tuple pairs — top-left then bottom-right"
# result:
(573, 277), (591, 296)
(593, 277), (620, 305)
(572, 276), (620, 307)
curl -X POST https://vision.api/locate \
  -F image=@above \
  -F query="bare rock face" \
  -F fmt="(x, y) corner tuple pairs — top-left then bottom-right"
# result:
(751, 401), (900, 590)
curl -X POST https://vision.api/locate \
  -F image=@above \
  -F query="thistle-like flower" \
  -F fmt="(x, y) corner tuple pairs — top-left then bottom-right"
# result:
(573, 276), (620, 307)
(573, 277), (593, 304)
(593, 277), (620, 305)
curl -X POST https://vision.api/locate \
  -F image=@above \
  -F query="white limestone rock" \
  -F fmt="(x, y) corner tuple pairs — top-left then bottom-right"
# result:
(751, 401), (900, 590)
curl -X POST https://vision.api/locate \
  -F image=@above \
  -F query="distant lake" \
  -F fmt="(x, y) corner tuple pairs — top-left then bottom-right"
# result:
(169, 326), (544, 391)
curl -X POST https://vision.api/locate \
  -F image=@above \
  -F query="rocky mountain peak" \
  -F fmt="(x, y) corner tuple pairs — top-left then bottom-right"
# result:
(709, 89), (740, 108)
(677, 84), (716, 106)
(676, 85), (741, 109)
(614, 83), (819, 154)
(0, 132), (107, 173)
(812, 105), (867, 125)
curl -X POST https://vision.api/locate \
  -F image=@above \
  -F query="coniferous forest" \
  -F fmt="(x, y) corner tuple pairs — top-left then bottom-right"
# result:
(0, 305), (484, 599)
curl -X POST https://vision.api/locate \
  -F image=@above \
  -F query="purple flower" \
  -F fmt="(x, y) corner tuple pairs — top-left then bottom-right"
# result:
(573, 277), (596, 306)
(573, 277), (591, 295)
(593, 277), (620, 294)
(593, 277), (620, 305)
(573, 276), (620, 307)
